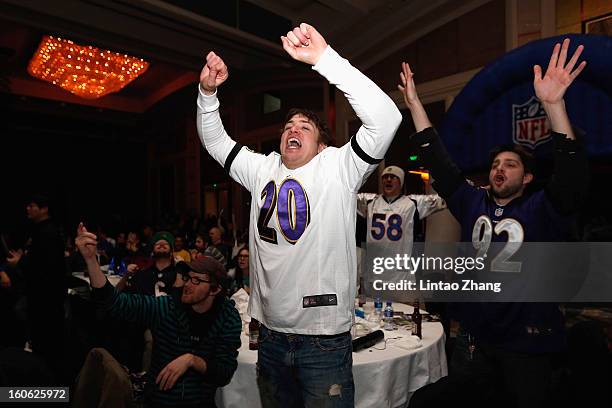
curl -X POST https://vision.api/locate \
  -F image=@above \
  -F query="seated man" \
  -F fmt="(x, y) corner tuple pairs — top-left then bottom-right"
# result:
(119, 231), (177, 296)
(75, 223), (242, 408)
(113, 231), (180, 371)
(208, 227), (231, 267)
(173, 235), (191, 263)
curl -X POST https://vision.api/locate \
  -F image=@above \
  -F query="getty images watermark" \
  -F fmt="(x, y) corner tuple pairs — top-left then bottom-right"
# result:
(365, 242), (612, 303)
(370, 254), (502, 293)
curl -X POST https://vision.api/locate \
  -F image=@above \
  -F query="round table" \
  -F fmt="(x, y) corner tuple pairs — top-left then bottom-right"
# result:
(216, 304), (447, 408)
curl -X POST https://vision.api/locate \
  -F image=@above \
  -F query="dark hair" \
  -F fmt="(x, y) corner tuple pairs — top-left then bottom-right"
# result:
(28, 194), (50, 209)
(233, 246), (249, 291)
(489, 144), (535, 174)
(282, 108), (334, 147)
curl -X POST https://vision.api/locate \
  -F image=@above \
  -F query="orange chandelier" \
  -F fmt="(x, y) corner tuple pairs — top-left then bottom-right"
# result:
(28, 35), (149, 99)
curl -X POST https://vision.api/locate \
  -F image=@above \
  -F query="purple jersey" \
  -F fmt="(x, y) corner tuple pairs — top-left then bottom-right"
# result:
(449, 182), (572, 243)
(448, 182), (571, 353)
(410, 127), (588, 353)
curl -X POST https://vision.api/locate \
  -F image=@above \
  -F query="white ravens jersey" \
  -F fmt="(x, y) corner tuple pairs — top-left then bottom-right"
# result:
(197, 46), (401, 335)
(357, 193), (445, 300)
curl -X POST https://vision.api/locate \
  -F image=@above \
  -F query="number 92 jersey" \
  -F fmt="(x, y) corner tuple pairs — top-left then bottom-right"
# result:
(448, 182), (573, 352)
(450, 182), (571, 244)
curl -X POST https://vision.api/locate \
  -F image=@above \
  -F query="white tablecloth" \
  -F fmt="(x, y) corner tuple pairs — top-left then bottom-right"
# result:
(71, 271), (122, 287)
(216, 304), (447, 408)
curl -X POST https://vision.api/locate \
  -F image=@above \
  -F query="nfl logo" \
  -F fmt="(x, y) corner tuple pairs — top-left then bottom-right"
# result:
(512, 96), (552, 148)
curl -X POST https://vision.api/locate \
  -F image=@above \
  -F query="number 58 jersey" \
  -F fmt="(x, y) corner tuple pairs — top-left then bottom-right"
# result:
(357, 193), (445, 297)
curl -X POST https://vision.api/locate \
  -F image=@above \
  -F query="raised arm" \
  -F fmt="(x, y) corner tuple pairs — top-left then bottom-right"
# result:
(398, 62), (432, 133)
(398, 63), (464, 200)
(75, 223), (106, 288)
(196, 52), (266, 192)
(196, 53), (238, 169)
(534, 38), (586, 139)
(536, 39), (589, 213)
(75, 223), (166, 327)
(283, 23), (401, 188)
(409, 194), (447, 219)
(356, 192), (377, 217)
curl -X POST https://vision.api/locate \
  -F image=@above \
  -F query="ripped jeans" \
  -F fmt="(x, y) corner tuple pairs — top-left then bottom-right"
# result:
(257, 325), (355, 408)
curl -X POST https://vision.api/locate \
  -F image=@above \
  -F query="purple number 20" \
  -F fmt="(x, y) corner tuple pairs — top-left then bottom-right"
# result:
(257, 179), (310, 245)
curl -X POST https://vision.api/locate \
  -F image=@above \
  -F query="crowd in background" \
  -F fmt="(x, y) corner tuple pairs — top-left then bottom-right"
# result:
(0, 205), (251, 391)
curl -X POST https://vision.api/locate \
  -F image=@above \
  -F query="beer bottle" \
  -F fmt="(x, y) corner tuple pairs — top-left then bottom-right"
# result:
(358, 277), (366, 307)
(412, 301), (422, 339)
(249, 318), (260, 350)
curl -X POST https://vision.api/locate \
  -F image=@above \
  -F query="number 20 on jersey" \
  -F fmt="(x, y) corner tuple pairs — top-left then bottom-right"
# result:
(258, 179), (310, 245)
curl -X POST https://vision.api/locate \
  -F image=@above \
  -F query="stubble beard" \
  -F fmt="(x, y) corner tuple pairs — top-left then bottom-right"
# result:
(490, 181), (523, 200)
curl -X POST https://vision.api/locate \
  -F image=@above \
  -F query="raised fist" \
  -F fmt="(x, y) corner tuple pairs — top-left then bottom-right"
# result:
(281, 23), (328, 66)
(199, 51), (229, 95)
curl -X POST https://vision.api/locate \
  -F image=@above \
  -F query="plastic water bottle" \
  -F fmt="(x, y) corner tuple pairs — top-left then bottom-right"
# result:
(119, 260), (127, 277)
(374, 297), (383, 321)
(383, 301), (394, 330)
(109, 257), (116, 275)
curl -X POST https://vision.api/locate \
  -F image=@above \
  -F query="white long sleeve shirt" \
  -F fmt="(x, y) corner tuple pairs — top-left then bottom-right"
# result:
(197, 46), (401, 334)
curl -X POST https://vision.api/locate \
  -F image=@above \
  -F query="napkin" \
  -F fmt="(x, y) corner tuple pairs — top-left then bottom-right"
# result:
(231, 288), (250, 322)
(355, 316), (381, 331)
(391, 335), (423, 351)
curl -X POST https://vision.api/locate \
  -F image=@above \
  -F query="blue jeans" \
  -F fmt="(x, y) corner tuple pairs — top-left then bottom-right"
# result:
(257, 325), (355, 408)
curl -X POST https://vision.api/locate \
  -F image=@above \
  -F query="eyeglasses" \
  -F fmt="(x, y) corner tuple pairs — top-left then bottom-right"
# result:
(238, 255), (249, 259)
(181, 274), (211, 285)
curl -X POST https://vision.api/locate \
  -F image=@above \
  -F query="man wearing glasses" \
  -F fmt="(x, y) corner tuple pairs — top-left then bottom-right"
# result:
(75, 223), (241, 408)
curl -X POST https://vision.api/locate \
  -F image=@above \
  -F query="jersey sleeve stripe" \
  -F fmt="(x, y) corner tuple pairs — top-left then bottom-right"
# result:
(350, 136), (382, 165)
(224, 142), (243, 173)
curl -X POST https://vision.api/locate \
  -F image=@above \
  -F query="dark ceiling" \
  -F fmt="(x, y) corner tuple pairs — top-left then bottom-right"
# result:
(0, 0), (479, 113)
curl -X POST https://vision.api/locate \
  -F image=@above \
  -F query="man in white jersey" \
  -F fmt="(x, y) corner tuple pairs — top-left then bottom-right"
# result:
(196, 23), (401, 407)
(357, 166), (445, 302)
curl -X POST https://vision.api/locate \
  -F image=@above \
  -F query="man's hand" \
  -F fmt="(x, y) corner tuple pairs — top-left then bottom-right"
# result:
(398, 62), (420, 110)
(199, 52), (229, 95)
(534, 38), (586, 106)
(75, 223), (98, 261)
(5, 249), (22, 267)
(154, 281), (168, 298)
(173, 272), (185, 288)
(397, 61), (432, 132)
(156, 353), (195, 391)
(75, 223), (107, 288)
(126, 263), (139, 275)
(281, 23), (328, 66)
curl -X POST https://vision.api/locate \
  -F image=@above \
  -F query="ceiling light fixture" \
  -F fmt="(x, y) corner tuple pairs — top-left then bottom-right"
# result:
(28, 35), (149, 99)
